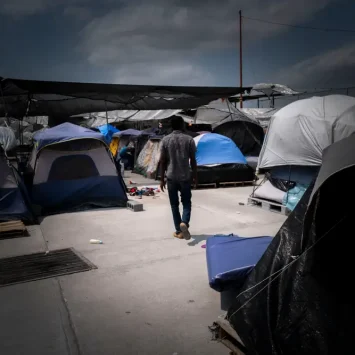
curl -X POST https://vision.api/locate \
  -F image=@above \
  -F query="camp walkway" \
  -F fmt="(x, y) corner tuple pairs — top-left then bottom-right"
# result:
(0, 186), (285, 355)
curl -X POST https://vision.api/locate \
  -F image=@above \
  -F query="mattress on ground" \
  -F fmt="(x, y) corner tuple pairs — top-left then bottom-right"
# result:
(253, 180), (286, 204)
(207, 235), (273, 292)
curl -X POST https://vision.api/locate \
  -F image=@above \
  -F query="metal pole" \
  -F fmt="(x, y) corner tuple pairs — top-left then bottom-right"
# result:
(239, 10), (243, 108)
(105, 101), (109, 126)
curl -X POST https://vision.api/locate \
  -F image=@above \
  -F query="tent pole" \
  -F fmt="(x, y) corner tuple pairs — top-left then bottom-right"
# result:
(239, 10), (243, 108)
(105, 101), (108, 126)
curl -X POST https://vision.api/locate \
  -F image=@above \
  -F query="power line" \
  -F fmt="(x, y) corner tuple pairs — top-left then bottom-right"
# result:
(242, 15), (355, 34)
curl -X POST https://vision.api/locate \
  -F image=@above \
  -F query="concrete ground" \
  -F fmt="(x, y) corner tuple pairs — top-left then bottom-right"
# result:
(0, 184), (286, 355)
(124, 171), (159, 188)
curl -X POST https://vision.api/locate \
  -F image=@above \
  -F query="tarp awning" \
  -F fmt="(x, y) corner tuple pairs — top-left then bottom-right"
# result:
(0, 78), (251, 118)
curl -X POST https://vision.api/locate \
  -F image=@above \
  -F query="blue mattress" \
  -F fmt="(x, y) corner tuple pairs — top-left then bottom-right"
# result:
(206, 235), (273, 292)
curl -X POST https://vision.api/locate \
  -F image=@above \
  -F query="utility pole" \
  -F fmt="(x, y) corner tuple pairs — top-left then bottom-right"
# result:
(239, 10), (243, 108)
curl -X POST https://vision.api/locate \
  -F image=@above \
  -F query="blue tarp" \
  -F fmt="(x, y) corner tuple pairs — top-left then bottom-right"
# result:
(284, 184), (308, 211)
(195, 133), (247, 166)
(97, 124), (120, 143)
(34, 122), (105, 151)
(206, 235), (273, 292)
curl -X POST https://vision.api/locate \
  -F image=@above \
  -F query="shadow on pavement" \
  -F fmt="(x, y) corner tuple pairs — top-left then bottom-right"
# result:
(188, 234), (214, 247)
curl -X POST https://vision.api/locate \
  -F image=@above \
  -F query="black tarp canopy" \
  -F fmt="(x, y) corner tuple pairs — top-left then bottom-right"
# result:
(0, 77), (251, 118)
(227, 134), (355, 354)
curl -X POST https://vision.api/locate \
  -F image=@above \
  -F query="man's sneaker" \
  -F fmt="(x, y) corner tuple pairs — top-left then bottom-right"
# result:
(180, 223), (191, 240)
(173, 232), (184, 239)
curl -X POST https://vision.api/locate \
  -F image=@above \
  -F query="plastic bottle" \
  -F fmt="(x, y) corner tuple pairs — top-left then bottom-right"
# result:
(90, 239), (103, 244)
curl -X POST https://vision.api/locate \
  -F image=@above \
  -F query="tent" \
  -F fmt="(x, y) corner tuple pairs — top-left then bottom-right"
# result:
(30, 123), (127, 215)
(258, 95), (355, 169)
(1, 129), (35, 223)
(0, 127), (17, 152)
(114, 129), (142, 150)
(227, 134), (355, 354)
(0, 156), (35, 223)
(254, 95), (355, 210)
(195, 99), (266, 168)
(194, 99), (277, 128)
(133, 137), (162, 179)
(115, 129), (142, 137)
(212, 120), (264, 162)
(193, 133), (255, 184)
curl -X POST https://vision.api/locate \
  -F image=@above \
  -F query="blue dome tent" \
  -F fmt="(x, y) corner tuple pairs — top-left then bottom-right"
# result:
(193, 133), (254, 185)
(30, 123), (127, 215)
(194, 133), (247, 166)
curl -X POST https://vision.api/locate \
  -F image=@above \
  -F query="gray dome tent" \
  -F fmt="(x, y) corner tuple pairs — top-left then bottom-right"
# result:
(253, 95), (355, 211)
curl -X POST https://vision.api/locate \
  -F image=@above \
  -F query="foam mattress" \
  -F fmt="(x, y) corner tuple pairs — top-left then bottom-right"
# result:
(253, 180), (286, 204)
(206, 235), (273, 292)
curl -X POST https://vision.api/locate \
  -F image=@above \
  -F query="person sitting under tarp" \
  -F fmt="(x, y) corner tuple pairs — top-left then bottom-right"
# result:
(118, 145), (134, 170)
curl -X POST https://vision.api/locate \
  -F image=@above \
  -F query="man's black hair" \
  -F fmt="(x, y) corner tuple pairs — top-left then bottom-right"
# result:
(171, 116), (185, 131)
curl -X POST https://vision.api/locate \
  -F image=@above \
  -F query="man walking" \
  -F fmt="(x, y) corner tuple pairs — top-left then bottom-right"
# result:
(160, 116), (197, 240)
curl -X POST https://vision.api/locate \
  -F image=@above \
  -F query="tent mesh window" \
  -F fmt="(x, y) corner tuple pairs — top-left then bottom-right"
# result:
(48, 155), (100, 181)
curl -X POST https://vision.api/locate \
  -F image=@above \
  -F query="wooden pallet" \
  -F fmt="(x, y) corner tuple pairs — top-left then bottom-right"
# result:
(248, 196), (290, 216)
(194, 181), (254, 190)
(211, 319), (247, 355)
(219, 181), (255, 188)
(0, 221), (27, 239)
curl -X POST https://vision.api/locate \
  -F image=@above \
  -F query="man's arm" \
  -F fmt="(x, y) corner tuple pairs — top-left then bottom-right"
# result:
(160, 141), (168, 192)
(189, 139), (198, 186)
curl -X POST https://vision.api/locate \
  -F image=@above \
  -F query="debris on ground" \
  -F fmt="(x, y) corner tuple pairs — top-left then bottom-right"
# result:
(128, 187), (161, 198)
(90, 239), (103, 244)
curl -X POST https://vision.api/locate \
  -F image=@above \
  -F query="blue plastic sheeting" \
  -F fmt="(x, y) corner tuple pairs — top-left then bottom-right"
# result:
(194, 133), (247, 166)
(114, 129), (142, 137)
(32, 176), (127, 211)
(284, 184), (308, 211)
(34, 123), (105, 151)
(97, 124), (120, 144)
(206, 235), (273, 292)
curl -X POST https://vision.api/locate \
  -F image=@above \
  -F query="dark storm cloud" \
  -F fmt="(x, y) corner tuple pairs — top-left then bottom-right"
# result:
(1, 0), (354, 89)
(78, 0), (334, 84)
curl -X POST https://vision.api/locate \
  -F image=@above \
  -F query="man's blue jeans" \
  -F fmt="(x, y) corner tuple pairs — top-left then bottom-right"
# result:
(167, 180), (192, 233)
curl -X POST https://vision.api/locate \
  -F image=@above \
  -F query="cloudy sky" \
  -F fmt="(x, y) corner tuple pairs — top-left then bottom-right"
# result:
(1, 0), (355, 91)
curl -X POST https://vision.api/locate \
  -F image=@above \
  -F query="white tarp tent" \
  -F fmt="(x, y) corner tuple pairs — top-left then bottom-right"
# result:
(258, 95), (355, 169)
(78, 109), (182, 127)
(194, 99), (277, 128)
